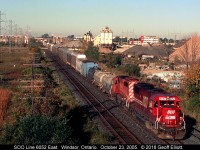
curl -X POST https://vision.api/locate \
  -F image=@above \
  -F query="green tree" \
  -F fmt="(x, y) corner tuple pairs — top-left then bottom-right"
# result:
(0, 115), (77, 144)
(115, 55), (122, 66)
(41, 33), (50, 38)
(124, 64), (141, 77)
(85, 43), (99, 61)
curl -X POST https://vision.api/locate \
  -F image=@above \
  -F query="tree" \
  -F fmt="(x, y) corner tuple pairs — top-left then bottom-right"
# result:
(179, 35), (200, 69)
(85, 43), (99, 61)
(41, 33), (50, 39)
(67, 35), (75, 40)
(115, 55), (122, 66)
(0, 115), (76, 144)
(112, 36), (121, 44)
(183, 64), (200, 98)
(124, 64), (141, 77)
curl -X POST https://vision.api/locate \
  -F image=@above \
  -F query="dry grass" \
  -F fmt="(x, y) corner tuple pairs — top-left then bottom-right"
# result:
(0, 89), (11, 127)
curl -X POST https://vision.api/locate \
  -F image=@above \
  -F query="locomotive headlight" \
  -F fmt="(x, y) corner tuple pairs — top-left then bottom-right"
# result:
(163, 122), (166, 125)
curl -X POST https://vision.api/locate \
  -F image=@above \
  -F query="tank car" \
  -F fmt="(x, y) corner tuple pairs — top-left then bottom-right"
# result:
(93, 70), (110, 89)
(101, 73), (115, 94)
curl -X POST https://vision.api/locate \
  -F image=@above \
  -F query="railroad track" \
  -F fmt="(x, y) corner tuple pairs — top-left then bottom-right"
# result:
(46, 51), (142, 144)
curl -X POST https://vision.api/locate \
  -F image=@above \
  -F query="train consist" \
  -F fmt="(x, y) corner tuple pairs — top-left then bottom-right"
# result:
(45, 43), (186, 140)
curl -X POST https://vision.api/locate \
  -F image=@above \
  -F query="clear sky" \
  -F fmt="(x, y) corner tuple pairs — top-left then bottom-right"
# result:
(0, 0), (200, 38)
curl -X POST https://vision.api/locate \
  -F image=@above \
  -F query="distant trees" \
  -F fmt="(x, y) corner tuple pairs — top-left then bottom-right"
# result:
(67, 35), (75, 41)
(41, 33), (50, 39)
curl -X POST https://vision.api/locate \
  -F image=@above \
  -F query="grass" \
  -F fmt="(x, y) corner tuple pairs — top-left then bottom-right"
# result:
(0, 46), (113, 144)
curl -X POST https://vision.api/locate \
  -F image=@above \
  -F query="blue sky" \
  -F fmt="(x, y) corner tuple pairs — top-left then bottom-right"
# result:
(0, 0), (200, 38)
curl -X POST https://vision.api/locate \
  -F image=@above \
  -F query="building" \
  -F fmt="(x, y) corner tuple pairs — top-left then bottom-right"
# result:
(83, 31), (93, 43)
(94, 34), (101, 46)
(140, 36), (160, 46)
(100, 26), (113, 48)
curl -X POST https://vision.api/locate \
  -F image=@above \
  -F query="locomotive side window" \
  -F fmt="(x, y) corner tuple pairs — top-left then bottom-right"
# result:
(124, 82), (128, 87)
(154, 101), (158, 107)
(134, 86), (139, 94)
(176, 101), (180, 107)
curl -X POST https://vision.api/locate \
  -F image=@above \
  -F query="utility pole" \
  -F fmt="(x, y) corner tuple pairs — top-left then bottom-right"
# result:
(0, 11), (6, 36)
(8, 20), (13, 53)
(22, 53), (45, 114)
(0, 11), (6, 66)
(170, 32), (181, 45)
(122, 29), (134, 45)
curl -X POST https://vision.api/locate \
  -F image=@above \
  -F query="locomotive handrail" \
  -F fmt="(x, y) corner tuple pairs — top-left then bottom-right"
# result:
(183, 113), (186, 129)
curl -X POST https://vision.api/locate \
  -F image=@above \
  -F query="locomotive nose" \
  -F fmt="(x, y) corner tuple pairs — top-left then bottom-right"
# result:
(161, 108), (179, 125)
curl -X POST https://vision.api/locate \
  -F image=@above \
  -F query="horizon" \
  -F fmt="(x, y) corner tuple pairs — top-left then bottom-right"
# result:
(1, 0), (200, 39)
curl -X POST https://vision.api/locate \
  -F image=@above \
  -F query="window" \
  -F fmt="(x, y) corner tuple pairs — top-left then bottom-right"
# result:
(176, 101), (180, 107)
(160, 101), (166, 106)
(124, 82), (128, 87)
(154, 101), (158, 107)
(168, 100), (174, 105)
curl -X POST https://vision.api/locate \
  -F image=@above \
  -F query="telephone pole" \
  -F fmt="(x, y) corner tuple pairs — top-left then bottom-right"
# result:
(122, 29), (134, 44)
(0, 11), (6, 36)
(8, 20), (13, 53)
(170, 32), (181, 45)
(22, 53), (45, 114)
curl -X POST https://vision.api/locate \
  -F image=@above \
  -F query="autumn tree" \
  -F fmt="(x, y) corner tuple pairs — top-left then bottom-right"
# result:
(183, 64), (200, 98)
(180, 35), (200, 69)
(182, 63), (200, 122)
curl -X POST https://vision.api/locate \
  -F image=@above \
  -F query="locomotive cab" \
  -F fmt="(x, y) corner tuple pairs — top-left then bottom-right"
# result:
(153, 95), (186, 140)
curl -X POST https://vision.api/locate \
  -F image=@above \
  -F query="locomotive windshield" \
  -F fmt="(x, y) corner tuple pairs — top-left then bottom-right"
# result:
(168, 100), (174, 105)
(160, 101), (166, 106)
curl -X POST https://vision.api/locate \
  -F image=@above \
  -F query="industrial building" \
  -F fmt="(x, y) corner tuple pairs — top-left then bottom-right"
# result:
(83, 31), (93, 43)
(140, 36), (160, 46)
(100, 26), (113, 48)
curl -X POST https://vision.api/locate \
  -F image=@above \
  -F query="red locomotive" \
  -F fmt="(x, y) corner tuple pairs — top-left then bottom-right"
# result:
(111, 78), (186, 140)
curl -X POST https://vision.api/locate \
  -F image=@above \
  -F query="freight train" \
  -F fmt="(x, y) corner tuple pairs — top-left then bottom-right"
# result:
(45, 43), (186, 140)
